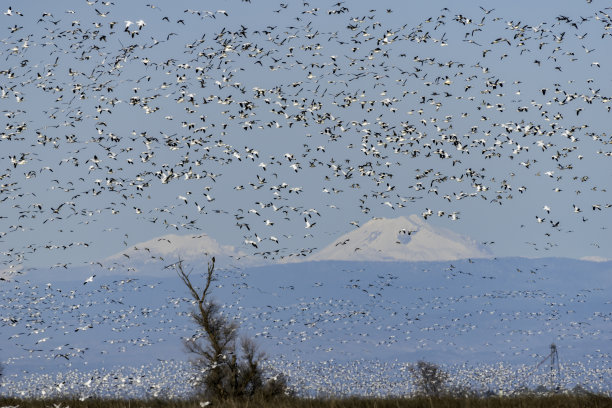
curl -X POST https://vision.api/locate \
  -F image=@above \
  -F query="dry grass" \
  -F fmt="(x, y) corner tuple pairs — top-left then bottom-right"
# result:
(1, 394), (611, 408)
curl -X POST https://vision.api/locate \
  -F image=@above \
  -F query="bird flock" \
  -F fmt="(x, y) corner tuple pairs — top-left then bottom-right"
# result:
(2, 358), (611, 399)
(0, 258), (610, 397)
(1, 1), (612, 272)
(1, 0), (612, 398)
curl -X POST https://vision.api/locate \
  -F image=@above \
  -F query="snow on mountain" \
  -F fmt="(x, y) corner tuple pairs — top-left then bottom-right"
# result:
(310, 215), (491, 262)
(100, 216), (488, 270)
(580, 255), (612, 262)
(104, 233), (262, 269)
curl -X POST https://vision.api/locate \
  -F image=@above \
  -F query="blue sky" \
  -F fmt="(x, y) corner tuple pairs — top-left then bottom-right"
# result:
(1, 0), (612, 270)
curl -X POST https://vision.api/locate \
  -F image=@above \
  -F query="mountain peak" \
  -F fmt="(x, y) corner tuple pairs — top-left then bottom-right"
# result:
(310, 215), (491, 262)
(104, 233), (255, 267)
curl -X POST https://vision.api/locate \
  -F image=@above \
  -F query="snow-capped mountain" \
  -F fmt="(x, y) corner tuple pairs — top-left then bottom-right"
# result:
(310, 215), (491, 262)
(104, 233), (262, 269)
(101, 215), (489, 269)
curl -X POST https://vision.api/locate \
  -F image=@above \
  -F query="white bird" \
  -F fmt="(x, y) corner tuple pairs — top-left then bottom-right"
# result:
(304, 218), (316, 229)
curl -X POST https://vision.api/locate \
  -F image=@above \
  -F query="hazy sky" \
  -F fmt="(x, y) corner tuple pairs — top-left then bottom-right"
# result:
(2, 0), (611, 271)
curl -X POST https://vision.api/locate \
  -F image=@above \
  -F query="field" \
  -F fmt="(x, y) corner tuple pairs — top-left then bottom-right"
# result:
(1, 394), (612, 408)
(2, 259), (610, 400)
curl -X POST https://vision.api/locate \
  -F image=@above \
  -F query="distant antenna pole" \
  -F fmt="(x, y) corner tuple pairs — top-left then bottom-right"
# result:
(534, 342), (561, 391)
(549, 343), (560, 391)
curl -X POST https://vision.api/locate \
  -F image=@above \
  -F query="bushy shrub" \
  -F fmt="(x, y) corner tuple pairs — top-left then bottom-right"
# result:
(409, 360), (449, 397)
(176, 258), (289, 400)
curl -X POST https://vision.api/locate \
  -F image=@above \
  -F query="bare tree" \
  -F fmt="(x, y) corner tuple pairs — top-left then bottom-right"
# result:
(176, 257), (288, 400)
(409, 360), (449, 397)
